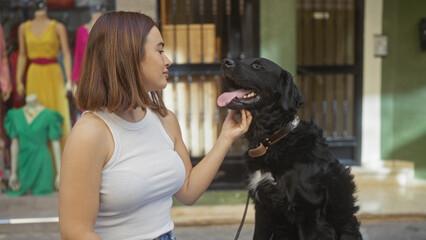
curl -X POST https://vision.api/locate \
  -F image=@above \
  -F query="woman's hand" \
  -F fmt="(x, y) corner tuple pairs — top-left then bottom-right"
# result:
(219, 109), (252, 143)
(174, 109), (252, 205)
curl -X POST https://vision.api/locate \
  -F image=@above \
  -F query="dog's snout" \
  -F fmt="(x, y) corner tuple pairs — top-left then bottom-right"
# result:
(223, 58), (236, 68)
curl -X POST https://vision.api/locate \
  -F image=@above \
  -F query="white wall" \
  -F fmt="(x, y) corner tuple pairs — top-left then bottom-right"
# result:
(362, 0), (383, 168)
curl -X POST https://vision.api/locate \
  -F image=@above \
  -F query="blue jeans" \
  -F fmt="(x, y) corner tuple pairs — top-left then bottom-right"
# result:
(153, 230), (178, 240)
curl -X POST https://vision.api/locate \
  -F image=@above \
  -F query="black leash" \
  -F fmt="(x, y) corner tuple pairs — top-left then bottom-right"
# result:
(234, 192), (251, 240)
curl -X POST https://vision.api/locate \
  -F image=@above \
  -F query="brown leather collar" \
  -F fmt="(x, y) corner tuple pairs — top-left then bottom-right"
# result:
(248, 116), (300, 158)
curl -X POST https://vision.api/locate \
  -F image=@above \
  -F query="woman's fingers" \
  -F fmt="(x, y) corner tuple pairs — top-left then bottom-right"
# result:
(245, 110), (252, 130)
(240, 110), (246, 127)
(235, 110), (251, 133)
(226, 110), (236, 121)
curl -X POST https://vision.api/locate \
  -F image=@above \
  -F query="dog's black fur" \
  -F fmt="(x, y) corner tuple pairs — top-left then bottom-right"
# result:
(220, 57), (362, 240)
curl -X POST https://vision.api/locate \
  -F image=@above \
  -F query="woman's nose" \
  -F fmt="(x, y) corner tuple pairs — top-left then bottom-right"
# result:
(165, 54), (172, 66)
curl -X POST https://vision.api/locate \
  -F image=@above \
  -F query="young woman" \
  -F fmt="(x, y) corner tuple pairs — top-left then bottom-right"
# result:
(59, 12), (252, 240)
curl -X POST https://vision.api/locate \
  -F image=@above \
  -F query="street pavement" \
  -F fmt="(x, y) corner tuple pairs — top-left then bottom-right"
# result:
(175, 222), (426, 240)
(2, 166), (426, 240)
(1, 221), (426, 240)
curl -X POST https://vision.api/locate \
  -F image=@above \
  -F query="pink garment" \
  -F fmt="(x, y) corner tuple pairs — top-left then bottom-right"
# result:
(0, 24), (11, 94)
(71, 25), (89, 83)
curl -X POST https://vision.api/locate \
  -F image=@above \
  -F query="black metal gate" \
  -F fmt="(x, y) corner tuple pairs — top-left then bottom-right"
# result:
(296, 0), (364, 165)
(158, 0), (259, 189)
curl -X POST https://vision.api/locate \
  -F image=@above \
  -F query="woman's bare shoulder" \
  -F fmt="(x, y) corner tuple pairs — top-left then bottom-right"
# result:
(157, 109), (179, 128)
(74, 112), (107, 130)
(68, 113), (112, 146)
(64, 112), (113, 166)
(155, 109), (181, 143)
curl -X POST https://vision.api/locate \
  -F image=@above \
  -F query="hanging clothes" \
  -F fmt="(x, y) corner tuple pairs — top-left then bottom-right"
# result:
(71, 25), (89, 83)
(24, 20), (70, 149)
(9, 50), (25, 108)
(0, 23), (12, 133)
(0, 24), (12, 96)
(0, 24), (13, 183)
(4, 107), (63, 196)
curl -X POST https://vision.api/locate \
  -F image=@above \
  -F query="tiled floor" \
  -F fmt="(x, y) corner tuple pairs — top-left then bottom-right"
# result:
(353, 164), (426, 218)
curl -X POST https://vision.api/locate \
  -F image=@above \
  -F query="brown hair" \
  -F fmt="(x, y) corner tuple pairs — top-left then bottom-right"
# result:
(75, 11), (167, 117)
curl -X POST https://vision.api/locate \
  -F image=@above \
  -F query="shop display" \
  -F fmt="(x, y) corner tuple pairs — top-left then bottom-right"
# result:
(1, 0), (114, 194)
(16, 6), (71, 149)
(5, 94), (63, 196)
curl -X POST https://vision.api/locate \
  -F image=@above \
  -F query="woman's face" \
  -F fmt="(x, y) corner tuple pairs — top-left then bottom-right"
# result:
(140, 27), (172, 92)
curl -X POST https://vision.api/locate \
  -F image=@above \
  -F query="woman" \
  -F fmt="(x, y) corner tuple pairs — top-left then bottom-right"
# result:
(59, 12), (252, 240)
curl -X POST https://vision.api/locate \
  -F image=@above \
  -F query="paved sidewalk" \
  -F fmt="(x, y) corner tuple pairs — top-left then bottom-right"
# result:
(2, 222), (426, 240)
(1, 161), (426, 239)
(171, 164), (426, 226)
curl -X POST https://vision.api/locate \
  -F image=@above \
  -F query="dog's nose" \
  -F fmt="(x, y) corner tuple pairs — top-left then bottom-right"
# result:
(223, 58), (236, 68)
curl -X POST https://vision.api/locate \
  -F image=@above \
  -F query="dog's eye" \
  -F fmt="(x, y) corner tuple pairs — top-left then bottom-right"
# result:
(251, 63), (264, 71)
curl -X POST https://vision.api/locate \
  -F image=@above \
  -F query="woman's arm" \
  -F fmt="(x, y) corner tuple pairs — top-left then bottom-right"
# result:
(55, 22), (72, 93)
(165, 109), (252, 205)
(59, 113), (113, 240)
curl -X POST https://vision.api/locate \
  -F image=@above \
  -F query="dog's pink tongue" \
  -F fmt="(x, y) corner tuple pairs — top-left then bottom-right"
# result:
(217, 89), (252, 107)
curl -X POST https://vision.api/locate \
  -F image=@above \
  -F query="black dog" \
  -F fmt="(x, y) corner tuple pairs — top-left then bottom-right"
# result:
(217, 57), (362, 240)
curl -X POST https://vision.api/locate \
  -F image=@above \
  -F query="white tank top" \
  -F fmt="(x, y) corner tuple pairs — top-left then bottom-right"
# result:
(91, 108), (185, 240)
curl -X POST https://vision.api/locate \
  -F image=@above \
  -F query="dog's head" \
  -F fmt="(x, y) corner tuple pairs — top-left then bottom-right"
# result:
(217, 57), (304, 113)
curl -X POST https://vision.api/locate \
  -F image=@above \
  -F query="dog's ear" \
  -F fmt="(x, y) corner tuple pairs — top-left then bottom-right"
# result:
(280, 71), (304, 111)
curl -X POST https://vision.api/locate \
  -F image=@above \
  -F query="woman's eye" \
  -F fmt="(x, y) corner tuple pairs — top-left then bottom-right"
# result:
(252, 63), (264, 70)
(159, 50), (164, 54)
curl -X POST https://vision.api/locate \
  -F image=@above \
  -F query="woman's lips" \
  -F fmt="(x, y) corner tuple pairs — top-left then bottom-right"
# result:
(163, 70), (169, 78)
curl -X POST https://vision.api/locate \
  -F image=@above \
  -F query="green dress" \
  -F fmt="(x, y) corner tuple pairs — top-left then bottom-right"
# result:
(4, 108), (63, 196)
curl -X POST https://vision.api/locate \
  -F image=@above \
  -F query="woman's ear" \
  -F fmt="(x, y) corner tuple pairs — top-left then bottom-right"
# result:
(280, 71), (304, 111)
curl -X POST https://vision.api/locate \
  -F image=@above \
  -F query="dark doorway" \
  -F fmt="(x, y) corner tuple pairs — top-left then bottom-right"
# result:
(296, 0), (364, 165)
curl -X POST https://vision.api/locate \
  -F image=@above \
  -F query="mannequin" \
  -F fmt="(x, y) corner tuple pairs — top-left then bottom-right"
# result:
(5, 94), (63, 195)
(71, 5), (104, 83)
(16, 0), (72, 95)
(15, 0), (71, 150)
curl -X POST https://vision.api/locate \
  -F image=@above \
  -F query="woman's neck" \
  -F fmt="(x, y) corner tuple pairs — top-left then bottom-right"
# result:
(115, 107), (147, 123)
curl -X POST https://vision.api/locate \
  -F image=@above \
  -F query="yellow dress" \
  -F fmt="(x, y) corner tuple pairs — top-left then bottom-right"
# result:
(25, 20), (70, 149)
